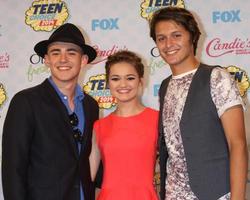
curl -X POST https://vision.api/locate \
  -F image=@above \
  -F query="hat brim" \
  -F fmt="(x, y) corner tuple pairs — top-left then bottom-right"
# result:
(34, 38), (97, 63)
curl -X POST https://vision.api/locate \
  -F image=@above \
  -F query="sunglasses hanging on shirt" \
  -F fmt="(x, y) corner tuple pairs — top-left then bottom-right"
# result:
(68, 112), (83, 144)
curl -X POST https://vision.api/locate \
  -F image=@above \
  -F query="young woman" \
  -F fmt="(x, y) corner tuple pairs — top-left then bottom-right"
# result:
(89, 50), (159, 200)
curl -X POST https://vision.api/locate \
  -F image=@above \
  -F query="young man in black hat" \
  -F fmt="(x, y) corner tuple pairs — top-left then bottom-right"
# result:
(2, 23), (99, 200)
(150, 7), (248, 200)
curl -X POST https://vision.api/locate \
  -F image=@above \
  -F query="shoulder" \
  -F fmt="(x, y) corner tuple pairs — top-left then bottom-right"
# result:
(10, 81), (45, 104)
(5, 83), (46, 120)
(83, 93), (99, 115)
(95, 113), (112, 124)
(196, 63), (221, 76)
(93, 113), (112, 132)
(210, 67), (235, 86)
(159, 76), (171, 99)
(210, 67), (243, 116)
(145, 107), (159, 115)
(194, 64), (223, 84)
(14, 79), (52, 96)
(160, 76), (171, 89)
(144, 107), (159, 121)
(211, 66), (230, 78)
(84, 93), (98, 107)
(142, 108), (159, 135)
(200, 63), (221, 70)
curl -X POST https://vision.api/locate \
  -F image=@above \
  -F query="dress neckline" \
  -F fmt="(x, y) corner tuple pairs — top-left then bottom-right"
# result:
(111, 107), (149, 119)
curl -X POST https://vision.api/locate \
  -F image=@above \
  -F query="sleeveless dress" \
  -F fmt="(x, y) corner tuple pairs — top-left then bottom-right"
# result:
(94, 107), (159, 200)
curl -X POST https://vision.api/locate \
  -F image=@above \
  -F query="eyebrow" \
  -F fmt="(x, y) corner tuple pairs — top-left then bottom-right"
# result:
(110, 74), (137, 77)
(67, 48), (81, 52)
(48, 48), (81, 53)
(156, 31), (181, 36)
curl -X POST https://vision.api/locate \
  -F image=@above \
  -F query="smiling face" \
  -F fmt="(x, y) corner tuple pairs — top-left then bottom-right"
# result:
(44, 41), (88, 86)
(155, 20), (197, 75)
(108, 62), (143, 104)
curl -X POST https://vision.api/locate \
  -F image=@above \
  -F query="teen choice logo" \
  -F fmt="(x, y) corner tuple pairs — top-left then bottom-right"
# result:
(140, 0), (185, 20)
(83, 74), (116, 109)
(0, 83), (7, 108)
(226, 65), (250, 97)
(25, 0), (69, 31)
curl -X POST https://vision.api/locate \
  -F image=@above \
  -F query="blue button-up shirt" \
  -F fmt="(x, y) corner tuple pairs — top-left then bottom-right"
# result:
(48, 77), (85, 200)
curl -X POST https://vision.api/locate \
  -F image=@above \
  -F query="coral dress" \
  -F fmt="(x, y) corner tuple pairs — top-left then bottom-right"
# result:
(94, 107), (159, 200)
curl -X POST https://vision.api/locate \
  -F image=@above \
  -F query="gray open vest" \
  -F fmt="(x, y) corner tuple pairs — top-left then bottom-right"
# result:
(158, 64), (230, 200)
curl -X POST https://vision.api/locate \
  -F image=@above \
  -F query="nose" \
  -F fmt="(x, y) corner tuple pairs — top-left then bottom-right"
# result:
(119, 78), (127, 87)
(59, 53), (68, 62)
(165, 37), (174, 48)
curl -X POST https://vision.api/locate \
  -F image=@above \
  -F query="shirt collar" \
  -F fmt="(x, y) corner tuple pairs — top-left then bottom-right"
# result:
(48, 77), (84, 101)
(172, 68), (198, 79)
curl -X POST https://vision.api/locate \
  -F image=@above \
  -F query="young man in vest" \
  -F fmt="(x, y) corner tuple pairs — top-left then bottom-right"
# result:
(150, 7), (248, 200)
(2, 23), (99, 200)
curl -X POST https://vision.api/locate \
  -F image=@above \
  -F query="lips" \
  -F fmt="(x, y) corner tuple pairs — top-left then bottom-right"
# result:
(117, 89), (131, 94)
(163, 46), (180, 55)
(166, 50), (178, 55)
(57, 66), (71, 70)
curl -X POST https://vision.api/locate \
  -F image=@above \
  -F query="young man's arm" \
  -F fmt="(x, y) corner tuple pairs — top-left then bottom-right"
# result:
(221, 105), (248, 200)
(2, 93), (33, 200)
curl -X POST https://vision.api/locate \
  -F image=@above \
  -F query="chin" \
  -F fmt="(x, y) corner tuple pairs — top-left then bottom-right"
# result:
(166, 59), (182, 66)
(116, 97), (136, 104)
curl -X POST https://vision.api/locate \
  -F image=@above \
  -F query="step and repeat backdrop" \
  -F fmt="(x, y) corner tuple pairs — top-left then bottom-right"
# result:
(0, 0), (250, 199)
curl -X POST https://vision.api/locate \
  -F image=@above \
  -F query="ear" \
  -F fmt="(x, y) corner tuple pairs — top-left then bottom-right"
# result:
(137, 77), (144, 97)
(81, 54), (89, 67)
(44, 55), (51, 68)
(139, 77), (144, 86)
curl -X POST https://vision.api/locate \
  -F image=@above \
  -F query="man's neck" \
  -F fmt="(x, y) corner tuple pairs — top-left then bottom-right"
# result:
(170, 58), (200, 76)
(53, 79), (77, 108)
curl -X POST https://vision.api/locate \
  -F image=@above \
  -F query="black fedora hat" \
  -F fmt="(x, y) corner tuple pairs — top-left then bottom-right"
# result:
(34, 23), (97, 63)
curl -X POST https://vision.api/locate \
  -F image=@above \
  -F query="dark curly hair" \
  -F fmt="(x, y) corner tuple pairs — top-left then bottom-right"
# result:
(149, 6), (201, 55)
(105, 50), (144, 82)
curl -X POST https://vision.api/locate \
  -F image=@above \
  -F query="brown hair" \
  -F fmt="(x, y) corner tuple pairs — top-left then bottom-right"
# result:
(149, 6), (201, 55)
(105, 50), (144, 81)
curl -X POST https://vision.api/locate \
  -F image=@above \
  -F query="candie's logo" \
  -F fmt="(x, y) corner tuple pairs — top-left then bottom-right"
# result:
(0, 53), (10, 69)
(91, 45), (128, 65)
(0, 83), (7, 109)
(83, 74), (116, 109)
(206, 37), (250, 57)
(140, 0), (185, 20)
(25, 0), (69, 32)
(226, 65), (250, 97)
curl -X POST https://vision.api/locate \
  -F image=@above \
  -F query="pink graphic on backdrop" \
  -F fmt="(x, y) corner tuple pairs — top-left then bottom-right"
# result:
(206, 37), (250, 57)
(91, 45), (128, 64)
(0, 53), (9, 69)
